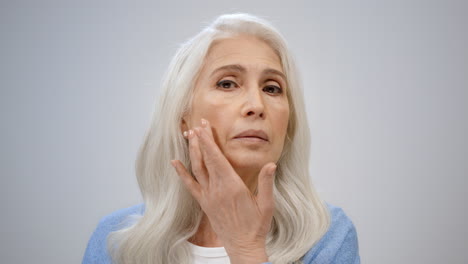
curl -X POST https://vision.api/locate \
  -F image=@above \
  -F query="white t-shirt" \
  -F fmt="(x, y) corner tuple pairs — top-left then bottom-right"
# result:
(188, 242), (231, 264)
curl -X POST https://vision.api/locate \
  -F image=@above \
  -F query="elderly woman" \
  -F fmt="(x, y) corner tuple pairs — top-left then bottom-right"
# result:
(83, 13), (360, 264)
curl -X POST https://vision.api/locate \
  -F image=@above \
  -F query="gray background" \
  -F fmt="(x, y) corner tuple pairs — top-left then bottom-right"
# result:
(1, 0), (467, 263)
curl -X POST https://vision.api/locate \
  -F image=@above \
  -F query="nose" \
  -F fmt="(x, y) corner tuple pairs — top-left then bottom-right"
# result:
(241, 86), (265, 119)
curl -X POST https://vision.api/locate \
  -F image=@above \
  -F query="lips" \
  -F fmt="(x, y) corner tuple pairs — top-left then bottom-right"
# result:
(233, 129), (269, 141)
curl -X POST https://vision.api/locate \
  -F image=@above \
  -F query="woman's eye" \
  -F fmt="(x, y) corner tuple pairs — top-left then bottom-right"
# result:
(216, 80), (238, 89)
(263, 85), (283, 94)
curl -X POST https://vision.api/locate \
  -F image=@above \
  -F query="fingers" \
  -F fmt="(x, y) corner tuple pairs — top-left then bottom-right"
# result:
(185, 129), (209, 187)
(170, 159), (202, 202)
(195, 119), (233, 182)
(181, 118), (234, 188)
(256, 163), (277, 216)
(196, 119), (224, 162)
(201, 118), (214, 139)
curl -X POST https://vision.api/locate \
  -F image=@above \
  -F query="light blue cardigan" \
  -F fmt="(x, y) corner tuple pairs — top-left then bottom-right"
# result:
(83, 202), (360, 263)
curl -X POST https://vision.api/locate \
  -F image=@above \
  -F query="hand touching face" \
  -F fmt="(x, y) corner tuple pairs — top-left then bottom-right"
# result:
(172, 119), (276, 263)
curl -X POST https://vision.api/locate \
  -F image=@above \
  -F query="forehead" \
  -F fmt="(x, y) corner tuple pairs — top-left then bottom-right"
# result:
(202, 35), (283, 73)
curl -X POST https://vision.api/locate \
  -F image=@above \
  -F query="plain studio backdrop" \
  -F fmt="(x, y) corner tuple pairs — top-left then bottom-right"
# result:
(1, 1), (467, 263)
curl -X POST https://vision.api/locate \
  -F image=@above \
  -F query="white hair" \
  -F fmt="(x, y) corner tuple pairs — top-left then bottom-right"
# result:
(107, 13), (330, 264)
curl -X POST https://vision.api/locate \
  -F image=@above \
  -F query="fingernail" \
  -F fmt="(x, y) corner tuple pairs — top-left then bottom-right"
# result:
(183, 131), (188, 138)
(201, 118), (207, 127)
(188, 129), (194, 138)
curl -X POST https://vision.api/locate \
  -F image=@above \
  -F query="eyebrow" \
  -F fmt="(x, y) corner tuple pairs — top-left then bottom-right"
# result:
(210, 64), (287, 82)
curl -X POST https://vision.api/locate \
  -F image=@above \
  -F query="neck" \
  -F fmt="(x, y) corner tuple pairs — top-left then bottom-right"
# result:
(189, 213), (223, 247)
(234, 166), (260, 194)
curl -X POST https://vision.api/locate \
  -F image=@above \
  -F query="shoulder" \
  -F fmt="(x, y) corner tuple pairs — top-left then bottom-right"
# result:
(82, 203), (145, 264)
(302, 202), (361, 264)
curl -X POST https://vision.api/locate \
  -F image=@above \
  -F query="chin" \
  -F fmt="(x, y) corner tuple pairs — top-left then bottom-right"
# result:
(225, 152), (271, 171)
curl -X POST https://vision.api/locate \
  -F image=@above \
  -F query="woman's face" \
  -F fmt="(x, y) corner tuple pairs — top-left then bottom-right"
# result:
(183, 35), (289, 173)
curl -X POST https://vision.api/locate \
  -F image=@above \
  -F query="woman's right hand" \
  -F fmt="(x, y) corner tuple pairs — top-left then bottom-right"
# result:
(171, 118), (276, 264)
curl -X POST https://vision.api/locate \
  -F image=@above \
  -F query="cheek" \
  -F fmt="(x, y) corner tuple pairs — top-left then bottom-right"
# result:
(191, 96), (234, 144)
(194, 94), (232, 121)
(272, 110), (290, 153)
(271, 103), (290, 134)
(191, 92), (224, 122)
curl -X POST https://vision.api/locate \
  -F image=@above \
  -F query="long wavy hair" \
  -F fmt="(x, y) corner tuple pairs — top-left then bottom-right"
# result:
(107, 13), (330, 264)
